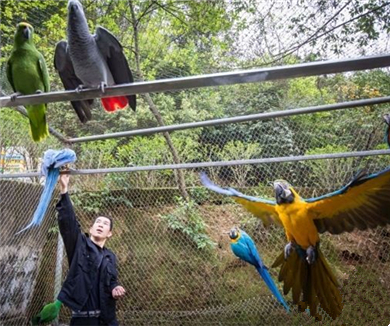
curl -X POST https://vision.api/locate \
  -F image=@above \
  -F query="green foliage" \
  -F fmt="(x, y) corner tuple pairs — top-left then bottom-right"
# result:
(304, 144), (354, 191)
(72, 190), (107, 214)
(72, 186), (134, 215)
(114, 136), (173, 187)
(48, 225), (59, 234)
(188, 186), (209, 204)
(116, 136), (169, 166)
(216, 140), (261, 186)
(286, 77), (332, 107)
(0, 108), (61, 177)
(160, 197), (216, 250)
(78, 139), (119, 169)
(1, 0), (390, 189)
(2, 2), (390, 325)
(284, 0), (390, 55)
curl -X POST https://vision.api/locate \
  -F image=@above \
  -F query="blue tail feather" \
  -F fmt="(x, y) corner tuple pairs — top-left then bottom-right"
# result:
(256, 266), (290, 313)
(15, 149), (76, 235)
(16, 169), (60, 234)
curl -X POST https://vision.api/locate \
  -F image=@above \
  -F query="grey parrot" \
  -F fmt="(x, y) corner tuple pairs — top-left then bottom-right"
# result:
(54, 0), (136, 123)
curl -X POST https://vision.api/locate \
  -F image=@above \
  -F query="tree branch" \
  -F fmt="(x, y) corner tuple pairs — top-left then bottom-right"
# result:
(128, 0), (189, 200)
(246, 1), (390, 68)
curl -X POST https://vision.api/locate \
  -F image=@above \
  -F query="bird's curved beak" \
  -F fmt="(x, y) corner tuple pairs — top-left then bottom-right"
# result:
(274, 183), (284, 198)
(274, 181), (293, 204)
(68, 0), (79, 12)
(229, 228), (239, 240)
(23, 27), (31, 40)
(383, 114), (390, 126)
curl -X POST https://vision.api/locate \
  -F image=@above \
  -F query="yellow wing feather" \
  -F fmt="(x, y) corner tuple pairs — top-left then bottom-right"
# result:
(200, 172), (282, 227)
(233, 197), (282, 227)
(307, 168), (390, 234)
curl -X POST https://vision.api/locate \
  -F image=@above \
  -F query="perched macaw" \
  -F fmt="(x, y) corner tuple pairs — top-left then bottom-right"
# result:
(54, 0), (136, 122)
(6, 22), (49, 142)
(229, 227), (290, 312)
(31, 299), (62, 325)
(201, 169), (390, 320)
(383, 114), (390, 147)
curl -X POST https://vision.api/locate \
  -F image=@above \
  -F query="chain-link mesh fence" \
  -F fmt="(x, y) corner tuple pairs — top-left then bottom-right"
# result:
(2, 0), (390, 325)
(2, 103), (390, 325)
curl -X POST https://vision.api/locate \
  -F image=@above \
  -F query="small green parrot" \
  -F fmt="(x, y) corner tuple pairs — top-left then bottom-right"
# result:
(6, 22), (50, 142)
(31, 299), (62, 325)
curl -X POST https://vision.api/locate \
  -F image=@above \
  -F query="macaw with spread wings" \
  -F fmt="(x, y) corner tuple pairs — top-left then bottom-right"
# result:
(201, 168), (390, 320)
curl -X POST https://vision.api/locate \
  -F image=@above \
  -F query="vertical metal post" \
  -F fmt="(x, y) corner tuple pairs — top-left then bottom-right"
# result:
(53, 232), (64, 326)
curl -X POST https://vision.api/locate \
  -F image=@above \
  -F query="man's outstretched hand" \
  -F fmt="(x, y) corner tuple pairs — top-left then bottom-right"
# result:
(59, 173), (70, 194)
(112, 286), (126, 299)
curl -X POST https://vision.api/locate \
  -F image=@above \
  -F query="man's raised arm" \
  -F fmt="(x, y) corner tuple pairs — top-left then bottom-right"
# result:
(56, 174), (82, 265)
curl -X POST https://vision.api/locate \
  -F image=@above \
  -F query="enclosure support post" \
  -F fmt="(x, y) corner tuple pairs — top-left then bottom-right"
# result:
(53, 232), (64, 326)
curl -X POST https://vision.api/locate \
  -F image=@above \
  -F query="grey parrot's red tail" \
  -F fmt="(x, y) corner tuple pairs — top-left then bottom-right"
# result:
(101, 96), (128, 112)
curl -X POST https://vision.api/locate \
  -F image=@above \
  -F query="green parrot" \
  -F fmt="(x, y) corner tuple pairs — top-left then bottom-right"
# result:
(6, 22), (49, 142)
(31, 299), (62, 325)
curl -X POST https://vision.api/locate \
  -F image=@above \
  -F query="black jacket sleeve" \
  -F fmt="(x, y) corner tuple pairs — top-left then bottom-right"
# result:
(110, 256), (119, 292)
(56, 192), (82, 265)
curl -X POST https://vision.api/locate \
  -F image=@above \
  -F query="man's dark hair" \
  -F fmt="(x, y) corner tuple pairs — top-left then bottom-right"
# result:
(93, 214), (113, 231)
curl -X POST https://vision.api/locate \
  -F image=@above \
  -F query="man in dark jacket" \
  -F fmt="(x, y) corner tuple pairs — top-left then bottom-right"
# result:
(57, 174), (125, 326)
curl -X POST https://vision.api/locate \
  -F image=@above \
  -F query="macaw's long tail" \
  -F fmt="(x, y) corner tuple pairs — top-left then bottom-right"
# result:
(101, 96), (128, 112)
(27, 104), (49, 142)
(256, 265), (290, 313)
(272, 248), (343, 321)
(16, 168), (60, 234)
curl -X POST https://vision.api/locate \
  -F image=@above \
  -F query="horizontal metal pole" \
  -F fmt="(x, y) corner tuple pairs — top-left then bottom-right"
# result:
(1, 54), (390, 108)
(1, 149), (389, 179)
(68, 95), (390, 143)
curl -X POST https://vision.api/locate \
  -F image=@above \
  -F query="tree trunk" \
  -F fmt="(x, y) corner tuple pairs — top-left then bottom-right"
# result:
(128, 0), (189, 200)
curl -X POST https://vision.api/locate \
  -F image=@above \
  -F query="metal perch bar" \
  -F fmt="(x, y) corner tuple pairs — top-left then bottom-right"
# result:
(1, 54), (390, 108)
(1, 149), (390, 179)
(67, 95), (390, 143)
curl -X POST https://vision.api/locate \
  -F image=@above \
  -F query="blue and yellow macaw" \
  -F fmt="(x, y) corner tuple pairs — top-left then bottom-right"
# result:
(201, 168), (390, 320)
(229, 227), (290, 312)
(383, 114), (390, 147)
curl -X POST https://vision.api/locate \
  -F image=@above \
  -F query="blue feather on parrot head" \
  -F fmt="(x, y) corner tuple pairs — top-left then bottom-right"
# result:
(229, 227), (241, 240)
(274, 180), (295, 205)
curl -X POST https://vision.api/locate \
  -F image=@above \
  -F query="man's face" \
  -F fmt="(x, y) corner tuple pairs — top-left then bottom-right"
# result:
(89, 216), (112, 240)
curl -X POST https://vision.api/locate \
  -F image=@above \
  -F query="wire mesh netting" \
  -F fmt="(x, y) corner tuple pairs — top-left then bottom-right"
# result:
(1, 0), (390, 325)
(2, 104), (390, 326)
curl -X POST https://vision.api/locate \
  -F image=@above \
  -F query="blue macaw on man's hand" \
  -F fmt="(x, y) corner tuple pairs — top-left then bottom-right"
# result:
(229, 227), (290, 313)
